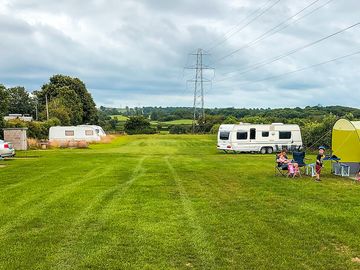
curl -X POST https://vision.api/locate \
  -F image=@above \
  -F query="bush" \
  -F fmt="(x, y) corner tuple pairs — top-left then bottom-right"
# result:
(169, 125), (191, 134)
(5, 118), (61, 140)
(210, 124), (220, 134)
(124, 116), (156, 135)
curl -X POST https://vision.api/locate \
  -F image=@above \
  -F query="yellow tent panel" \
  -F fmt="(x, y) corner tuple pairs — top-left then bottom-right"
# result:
(332, 119), (360, 163)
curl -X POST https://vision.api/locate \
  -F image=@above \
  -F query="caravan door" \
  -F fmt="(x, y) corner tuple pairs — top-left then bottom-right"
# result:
(218, 130), (232, 150)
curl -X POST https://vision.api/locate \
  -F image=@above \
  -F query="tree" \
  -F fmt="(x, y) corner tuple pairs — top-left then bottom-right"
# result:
(46, 99), (71, 125)
(36, 75), (98, 124)
(223, 116), (239, 124)
(53, 87), (83, 125)
(7, 86), (35, 115)
(124, 116), (155, 134)
(0, 84), (9, 116)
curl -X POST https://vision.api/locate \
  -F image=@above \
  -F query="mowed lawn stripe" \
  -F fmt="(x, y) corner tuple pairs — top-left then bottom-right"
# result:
(0, 154), (142, 269)
(77, 155), (206, 269)
(1, 135), (360, 269)
(165, 156), (216, 268)
(48, 156), (146, 269)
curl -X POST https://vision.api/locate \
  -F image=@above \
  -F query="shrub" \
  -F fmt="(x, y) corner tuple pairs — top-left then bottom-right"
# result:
(124, 116), (156, 135)
(169, 125), (191, 134)
(5, 118), (61, 140)
(210, 124), (220, 134)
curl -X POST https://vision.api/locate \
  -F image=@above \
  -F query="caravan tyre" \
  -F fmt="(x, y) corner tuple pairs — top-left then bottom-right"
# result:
(267, 147), (273, 154)
(260, 148), (267, 154)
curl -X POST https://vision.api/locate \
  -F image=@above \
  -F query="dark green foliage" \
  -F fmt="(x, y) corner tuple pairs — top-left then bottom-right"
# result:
(0, 84), (9, 116)
(5, 118), (61, 139)
(0, 85), (8, 139)
(7, 86), (35, 115)
(223, 116), (239, 124)
(169, 125), (191, 134)
(124, 116), (156, 135)
(0, 117), (4, 140)
(35, 75), (98, 125)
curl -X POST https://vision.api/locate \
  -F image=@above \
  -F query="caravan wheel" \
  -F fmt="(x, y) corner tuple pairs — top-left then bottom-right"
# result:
(267, 147), (273, 154)
(260, 148), (267, 154)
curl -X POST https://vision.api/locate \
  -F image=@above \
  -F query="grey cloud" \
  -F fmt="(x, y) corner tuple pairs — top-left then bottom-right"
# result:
(0, 0), (359, 108)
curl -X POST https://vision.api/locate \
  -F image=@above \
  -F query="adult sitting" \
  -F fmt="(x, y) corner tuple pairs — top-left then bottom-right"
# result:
(277, 150), (290, 170)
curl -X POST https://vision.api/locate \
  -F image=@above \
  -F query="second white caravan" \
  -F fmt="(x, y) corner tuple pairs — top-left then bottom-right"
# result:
(217, 123), (303, 154)
(49, 126), (103, 142)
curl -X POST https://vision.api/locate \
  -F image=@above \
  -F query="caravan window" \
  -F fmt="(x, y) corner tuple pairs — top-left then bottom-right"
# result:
(237, 131), (248, 140)
(279, 131), (292, 139)
(262, 131), (269, 137)
(65, 130), (74, 136)
(220, 131), (230, 140)
(85, 130), (94, 136)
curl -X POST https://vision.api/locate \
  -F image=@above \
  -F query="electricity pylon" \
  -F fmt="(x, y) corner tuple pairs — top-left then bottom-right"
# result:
(185, 48), (213, 133)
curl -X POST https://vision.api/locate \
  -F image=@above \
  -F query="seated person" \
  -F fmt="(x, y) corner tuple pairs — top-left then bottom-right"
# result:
(276, 150), (299, 171)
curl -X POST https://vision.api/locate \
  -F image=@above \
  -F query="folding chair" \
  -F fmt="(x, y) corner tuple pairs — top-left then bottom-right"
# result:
(292, 151), (312, 176)
(275, 154), (289, 177)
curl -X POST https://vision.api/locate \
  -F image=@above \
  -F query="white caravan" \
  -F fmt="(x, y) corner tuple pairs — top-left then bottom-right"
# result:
(217, 123), (303, 154)
(49, 126), (103, 142)
(78, 125), (107, 137)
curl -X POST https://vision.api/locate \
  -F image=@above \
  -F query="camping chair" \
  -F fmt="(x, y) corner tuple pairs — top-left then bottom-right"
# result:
(292, 151), (318, 177)
(275, 154), (289, 177)
(292, 151), (309, 174)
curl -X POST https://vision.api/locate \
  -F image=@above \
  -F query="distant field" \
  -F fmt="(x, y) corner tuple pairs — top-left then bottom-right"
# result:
(1, 135), (359, 269)
(150, 119), (193, 126)
(110, 116), (192, 126)
(110, 115), (129, 121)
(158, 119), (193, 125)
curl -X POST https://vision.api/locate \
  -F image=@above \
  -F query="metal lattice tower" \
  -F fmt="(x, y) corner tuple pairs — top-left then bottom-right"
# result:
(185, 49), (213, 133)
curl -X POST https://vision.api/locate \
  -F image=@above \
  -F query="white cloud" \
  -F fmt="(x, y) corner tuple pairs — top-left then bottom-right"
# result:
(0, 0), (359, 108)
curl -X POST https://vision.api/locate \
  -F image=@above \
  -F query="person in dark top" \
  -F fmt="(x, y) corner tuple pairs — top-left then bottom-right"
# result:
(315, 146), (325, 182)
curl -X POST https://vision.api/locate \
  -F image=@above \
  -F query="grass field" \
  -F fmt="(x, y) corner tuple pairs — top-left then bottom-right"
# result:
(1, 135), (360, 269)
(110, 115), (129, 121)
(152, 119), (193, 125)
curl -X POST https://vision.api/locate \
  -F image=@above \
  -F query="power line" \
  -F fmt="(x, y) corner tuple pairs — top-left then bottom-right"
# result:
(214, 0), (333, 63)
(216, 22), (360, 81)
(218, 49), (360, 86)
(207, 0), (282, 52)
(215, 0), (331, 63)
(206, 0), (275, 51)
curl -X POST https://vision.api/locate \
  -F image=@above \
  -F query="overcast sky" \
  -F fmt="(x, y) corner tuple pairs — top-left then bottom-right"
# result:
(0, 0), (359, 108)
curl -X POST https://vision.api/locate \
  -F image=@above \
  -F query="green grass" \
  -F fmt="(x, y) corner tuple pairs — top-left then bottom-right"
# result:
(110, 115), (129, 121)
(156, 119), (193, 125)
(1, 135), (360, 269)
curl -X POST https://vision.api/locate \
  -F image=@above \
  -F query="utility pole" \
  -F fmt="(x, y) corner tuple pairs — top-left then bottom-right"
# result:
(35, 98), (38, 121)
(185, 48), (213, 133)
(45, 94), (49, 121)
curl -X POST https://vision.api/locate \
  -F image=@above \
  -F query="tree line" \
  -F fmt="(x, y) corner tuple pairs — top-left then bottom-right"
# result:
(0, 74), (98, 139)
(100, 105), (359, 149)
(1, 74), (359, 150)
